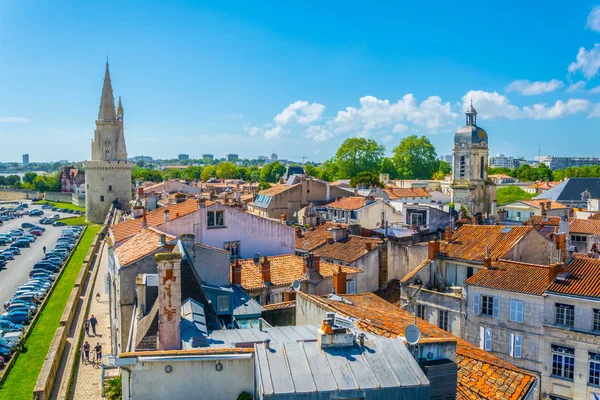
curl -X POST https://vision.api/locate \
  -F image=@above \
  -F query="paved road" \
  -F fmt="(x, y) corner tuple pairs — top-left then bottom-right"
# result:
(0, 202), (75, 306)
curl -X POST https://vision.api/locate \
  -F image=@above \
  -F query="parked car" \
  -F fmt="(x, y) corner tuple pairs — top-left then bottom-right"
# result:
(11, 294), (40, 304)
(53, 221), (67, 227)
(29, 271), (55, 280)
(0, 320), (23, 332)
(0, 346), (12, 359)
(8, 230), (22, 237)
(3, 248), (20, 256)
(41, 204), (53, 209)
(10, 241), (30, 249)
(29, 225), (45, 232)
(29, 230), (43, 237)
(0, 311), (30, 326)
(3, 330), (23, 345)
(0, 338), (17, 352)
(0, 251), (14, 260)
(20, 222), (34, 229)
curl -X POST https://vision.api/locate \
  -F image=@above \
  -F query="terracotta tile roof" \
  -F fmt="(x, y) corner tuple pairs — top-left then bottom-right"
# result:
(440, 225), (532, 261)
(295, 222), (343, 252)
(489, 174), (513, 179)
(325, 196), (367, 210)
(233, 254), (362, 290)
(119, 347), (254, 358)
(569, 218), (600, 235)
(520, 199), (569, 209)
(526, 215), (561, 227)
(298, 292), (536, 400)
(384, 187), (431, 199)
(111, 199), (213, 243)
(261, 301), (296, 311)
(313, 235), (381, 263)
(547, 256), (600, 298)
(258, 184), (297, 196)
(464, 260), (552, 295)
(114, 228), (176, 266)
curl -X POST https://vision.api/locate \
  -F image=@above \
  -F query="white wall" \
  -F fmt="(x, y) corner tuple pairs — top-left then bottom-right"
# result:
(357, 201), (403, 230)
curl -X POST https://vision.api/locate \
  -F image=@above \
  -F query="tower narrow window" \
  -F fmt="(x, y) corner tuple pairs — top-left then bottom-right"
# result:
(480, 156), (485, 179)
(459, 156), (465, 179)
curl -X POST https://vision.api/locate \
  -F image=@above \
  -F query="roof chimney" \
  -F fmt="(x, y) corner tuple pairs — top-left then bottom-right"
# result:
(159, 234), (167, 246)
(333, 266), (347, 295)
(163, 209), (170, 223)
(280, 213), (286, 224)
(198, 197), (206, 209)
(317, 312), (355, 349)
(546, 201), (552, 210)
(141, 209), (148, 229)
(444, 226), (452, 242)
(313, 255), (321, 275)
(540, 202), (546, 216)
(483, 257), (492, 269)
(365, 242), (374, 252)
(261, 256), (271, 283)
(296, 226), (303, 238)
(155, 252), (183, 350)
(428, 239), (441, 260)
(330, 226), (347, 242)
(231, 259), (242, 285)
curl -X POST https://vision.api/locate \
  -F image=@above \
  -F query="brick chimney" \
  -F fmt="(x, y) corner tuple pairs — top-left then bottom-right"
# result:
(540, 202), (546, 216)
(261, 256), (271, 283)
(280, 213), (286, 224)
(163, 209), (170, 223)
(141, 209), (148, 229)
(296, 227), (303, 238)
(546, 201), (552, 211)
(444, 226), (452, 242)
(428, 239), (441, 260)
(483, 257), (492, 269)
(333, 266), (347, 295)
(155, 252), (182, 350)
(313, 256), (321, 275)
(303, 253), (321, 277)
(231, 259), (242, 285)
(365, 242), (374, 252)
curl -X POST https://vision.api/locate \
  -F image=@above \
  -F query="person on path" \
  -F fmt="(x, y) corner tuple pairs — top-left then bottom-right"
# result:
(43, 246), (46, 254)
(94, 343), (102, 364)
(82, 341), (90, 362)
(90, 315), (98, 335)
(84, 319), (90, 336)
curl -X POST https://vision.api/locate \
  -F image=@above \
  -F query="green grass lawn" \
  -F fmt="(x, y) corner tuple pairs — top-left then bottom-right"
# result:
(0, 222), (101, 400)
(32, 200), (85, 212)
(59, 216), (86, 225)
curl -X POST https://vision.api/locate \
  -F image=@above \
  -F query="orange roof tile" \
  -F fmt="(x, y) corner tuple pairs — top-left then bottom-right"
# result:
(326, 196), (367, 210)
(261, 301), (296, 311)
(520, 199), (569, 209)
(298, 292), (536, 400)
(464, 260), (552, 295)
(114, 228), (176, 266)
(233, 254), (362, 290)
(548, 256), (600, 298)
(526, 215), (561, 227)
(313, 235), (381, 263)
(295, 222), (343, 252)
(569, 218), (600, 235)
(440, 225), (533, 261)
(384, 187), (431, 199)
(111, 199), (214, 243)
(258, 184), (297, 196)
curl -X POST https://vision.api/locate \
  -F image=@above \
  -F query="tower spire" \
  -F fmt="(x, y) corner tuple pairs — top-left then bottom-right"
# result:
(117, 96), (124, 120)
(98, 62), (117, 121)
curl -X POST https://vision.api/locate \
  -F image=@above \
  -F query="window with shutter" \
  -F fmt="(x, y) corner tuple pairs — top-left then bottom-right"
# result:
(493, 297), (500, 319)
(473, 294), (480, 315)
(346, 280), (356, 294)
(510, 300), (524, 323)
(484, 328), (492, 351)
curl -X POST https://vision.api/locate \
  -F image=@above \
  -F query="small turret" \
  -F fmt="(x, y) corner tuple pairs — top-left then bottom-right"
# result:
(117, 96), (124, 121)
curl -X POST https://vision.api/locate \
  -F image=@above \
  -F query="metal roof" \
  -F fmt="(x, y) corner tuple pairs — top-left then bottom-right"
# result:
(208, 325), (319, 348)
(535, 178), (600, 202)
(231, 285), (263, 318)
(180, 298), (208, 348)
(255, 336), (429, 397)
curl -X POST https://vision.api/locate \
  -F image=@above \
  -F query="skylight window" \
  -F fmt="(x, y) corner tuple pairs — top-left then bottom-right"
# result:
(501, 227), (513, 233)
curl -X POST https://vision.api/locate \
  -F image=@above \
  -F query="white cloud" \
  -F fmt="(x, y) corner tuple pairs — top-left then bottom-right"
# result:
(568, 44), (600, 80)
(462, 90), (589, 120)
(506, 79), (563, 95)
(273, 101), (325, 126)
(264, 125), (287, 140)
(566, 81), (586, 92)
(392, 123), (408, 133)
(304, 125), (334, 142)
(381, 135), (394, 143)
(244, 126), (262, 136)
(590, 85), (600, 94)
(0, 117), (30, 123)
(590, 103), (600, 118)
(587, 6), (600, 32)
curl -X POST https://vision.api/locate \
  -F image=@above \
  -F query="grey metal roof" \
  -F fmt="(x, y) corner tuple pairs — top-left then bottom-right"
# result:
(231, 285), (263, 318)
(535, 178), (600, 202)
(454, 125), (488, 145)
(208, 325), (319, 348)
(180, 298), (208, 347)
(255, 336), (429, 397)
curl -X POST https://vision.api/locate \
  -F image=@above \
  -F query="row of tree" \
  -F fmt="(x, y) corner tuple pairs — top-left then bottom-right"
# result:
(0, 172), (61, 191)
(489, 164), (600, 182)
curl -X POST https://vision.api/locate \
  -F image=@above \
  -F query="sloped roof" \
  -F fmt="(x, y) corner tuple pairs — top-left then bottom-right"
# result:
(295, 222), (343, 252)
(535, 178), (600, 202)
(111, 199), (213, 243)
(257, 184), (297, 197)
(114, 228), (176, 266)
(569, 218), (600, 235)
(519, 199), (569, 209)
(313, 235), (381, 263)
(464, 260), (552, 295)
(440, 225), (533, 261)
(298, 292), (536, 400)
(526, 215), (561, 227)
(325, 197), (367, 210)
(233, 254), (362, 290)
(547, 256), (600, 298)
(384, 187), (431, 199)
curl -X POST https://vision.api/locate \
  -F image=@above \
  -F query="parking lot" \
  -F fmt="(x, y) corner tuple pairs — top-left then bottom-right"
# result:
(0, 202), (75, 307)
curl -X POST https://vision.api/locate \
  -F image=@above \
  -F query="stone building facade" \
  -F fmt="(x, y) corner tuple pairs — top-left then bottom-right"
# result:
(84, 62), (133, 223)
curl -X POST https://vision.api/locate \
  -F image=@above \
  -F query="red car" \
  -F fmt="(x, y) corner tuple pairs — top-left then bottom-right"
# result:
(29, 230), (43, 236)
(0, 355), (5, 368)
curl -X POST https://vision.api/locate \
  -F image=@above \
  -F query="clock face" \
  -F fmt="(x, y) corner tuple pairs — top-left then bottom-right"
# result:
(460, 143), (466, 148)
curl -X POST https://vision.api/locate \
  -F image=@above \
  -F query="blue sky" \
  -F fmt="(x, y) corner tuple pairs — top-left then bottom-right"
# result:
(1, 1), (600, 163)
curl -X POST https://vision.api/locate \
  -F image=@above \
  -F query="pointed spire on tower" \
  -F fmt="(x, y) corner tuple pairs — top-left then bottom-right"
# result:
(98, 62), (117, 121)
(117, 96), (124, 120)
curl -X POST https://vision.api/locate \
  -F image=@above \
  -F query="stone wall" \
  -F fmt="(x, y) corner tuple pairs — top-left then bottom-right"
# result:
(387, 241), (429, 282)
(84, 160), (133, 223)
(71, 193), (85, 208)
(0, 189), (40, 201)
(33, 326), (67, 400)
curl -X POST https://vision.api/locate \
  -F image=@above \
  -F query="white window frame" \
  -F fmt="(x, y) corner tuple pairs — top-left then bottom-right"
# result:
(509, 333), (523, 358)
(473, 293), (480, 315)
(269, 293), (283, 304)
(510, 300), (524, 323)
(346, 280), (356, 294)
(217, 295), (229, 312)
(480, 326), (492, 351)
(416, 304), (426, 320)
(224, 240), (241, 259)
(207, 210), (225, 228)
(589, 353), (600, 387)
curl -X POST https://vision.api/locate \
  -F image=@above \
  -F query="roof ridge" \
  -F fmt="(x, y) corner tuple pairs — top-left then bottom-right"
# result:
(494, 259), (551, 269)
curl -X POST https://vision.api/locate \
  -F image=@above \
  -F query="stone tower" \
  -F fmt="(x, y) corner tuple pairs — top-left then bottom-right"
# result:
(84, 63), (133, 223)
(450, 102), (496, 216)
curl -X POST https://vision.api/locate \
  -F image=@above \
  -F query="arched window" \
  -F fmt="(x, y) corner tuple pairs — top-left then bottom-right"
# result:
(459, 156), (465, 179)
(105, 149), (110, 159)
(480, 156), (485, 179)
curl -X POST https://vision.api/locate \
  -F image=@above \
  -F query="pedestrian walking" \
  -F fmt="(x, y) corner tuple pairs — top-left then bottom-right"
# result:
(43, 246), (46, 254)
(90, 315), (98, 335)
(82, 341), (90, 362)
(84, 319), (90, 336)
(94, 342), (102, 364)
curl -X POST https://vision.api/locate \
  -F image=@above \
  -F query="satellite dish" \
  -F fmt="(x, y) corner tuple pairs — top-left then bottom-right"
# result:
(253, 253), (261, 266)
(405, 324), (421, 345)
(292, 280), (301, 291)
(293, 211), (298, 217)
(375, 222), (382, 229)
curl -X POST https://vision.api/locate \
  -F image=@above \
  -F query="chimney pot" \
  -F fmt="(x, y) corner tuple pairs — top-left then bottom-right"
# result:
(444, 226), (452, 242)
(231, 259), (242, 285)
(333, 266), (347, 295)
(164, 209), (170, 223)
(483, 257), (492, 269)
(540, 202), (546, 216)
(428, 239), (440, 260)
(280, 213), (286, 224)
(159, 234), (167, 246)
(296, 226), (303, 238)
(198, 197), (206, 208)
(155, 252), (183, 350)
(261, 256), (271, 283)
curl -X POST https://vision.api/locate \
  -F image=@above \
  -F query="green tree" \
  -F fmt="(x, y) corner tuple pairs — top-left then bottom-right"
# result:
(488, 167), (512, 175)
(33, 175), (49, 191)
(433, 160), (452, 180)
(23, 172), (38, 185)
(304, 164), (321, 179)
(260, 162), (286, 183)
(379, 157), (398, 180)
(181, 166), (203, 182)
(0, 176), (6, 186)
(164, 169), (182, 179)
(5, 175), (21, 187)
(350, 171), (382, 188)
(201, 165), (217, 181)
(496, 186), (536, 205)
(258, 182), (272, 191)
(392, 135), (439, 179)
(216, 162), (238, 179)
(249, 169), (261, 183)
(319, 159), (340, 182)
(333, 138), (384, 179)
